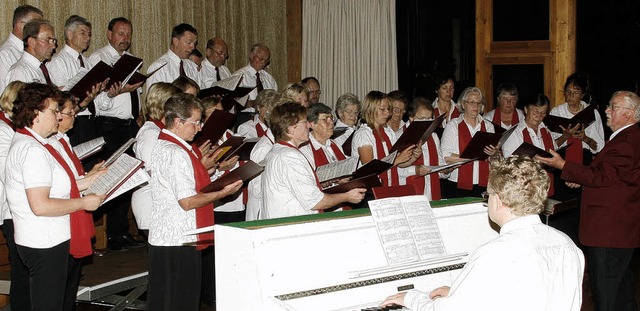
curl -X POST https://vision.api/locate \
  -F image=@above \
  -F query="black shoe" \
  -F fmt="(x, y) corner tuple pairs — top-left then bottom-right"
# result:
(107, 235), (129, 252)
(120, 234), (146, 249)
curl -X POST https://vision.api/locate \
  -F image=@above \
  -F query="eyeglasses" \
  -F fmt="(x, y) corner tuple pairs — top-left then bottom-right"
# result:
(183, 119), (204, 127)
(317, 114), (334, 122)
(33, 36), (57, 45)
(606, 104), (634, 111)
(527, 109), (547, 116)
(392, 107), (406, 114)
(42, 108), (60, 115)
(213, 50), (229, 58)
(481, 191), (493, 207)
(564, 90), (582, 96)
(342, 109), (359, 115)
(464, 100), (483, 107)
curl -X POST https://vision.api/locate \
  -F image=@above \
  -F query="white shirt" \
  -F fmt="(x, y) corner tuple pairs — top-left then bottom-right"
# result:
(233, 64), (278, 100)
(148, 129), (199, 246)
(351, 124), (398, 185)
(89, 44), (141, 119)
(200, 59), (232, 88)
(502, 121), (557, 158)
(0, 117), (14, 222)
(403, 215), (584, 311)
(299, 134), (346, 170)
(432, 98), (459, 128)
(49, 132), (81, 177)
(260, 143), (323, 219)
(440, 115), (495, 183)
(333, 119), (357, 147)
(236, 114), (270, 140)
(246, 133), (274, 221)
(5, 128), (71, 248)
(146, 50), (202, 92)
(483, 108), (525, 129)
(549, 101), (605, 153)
(6, 51), (47, 85)
(0, 33), (25, 93)
(131, 121), (162, 230)
(47, 44), (94, 117)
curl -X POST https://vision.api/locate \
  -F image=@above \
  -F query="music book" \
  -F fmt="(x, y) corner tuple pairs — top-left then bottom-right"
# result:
(102, 168), (150, 205)
(459, 125), (517, 160)
(200, 160), (264, 193)
(198, 75), (243, 99)
(194, 109), (236, 145)
(216, 137), (259, 162)
(512, 142), (569, 159)
(84, 153), (146, 202)
(543, 105), (597, 133)
(322, 151), (397, 194)
(63, 61), (112, 100)
(101, 138), (136, 168)
(104, 54), (143, 90)
(127, 62), (167, 86)
(316, 156), (360, 183)
(368, 195), (446, 265)
(425, 158), (476, 174)
(488, 121), (507, 135)
(341, 131), (355, 156)
(331, 127), (349, 140)
(543, 198), (579, 216)
(73, 136), (106, 160)
(390, 115), (446, 153)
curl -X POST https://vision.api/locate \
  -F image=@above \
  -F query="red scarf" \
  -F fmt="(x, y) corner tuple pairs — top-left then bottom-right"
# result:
(492, 108), (519, 127)
(159, 131), (214, 250)
(148, 118), (164, 130)
(372, 126), (399, 187)
(522, 126), (555, 196)
(434, 106), (460, 127)
(457, 120), (488, 190)
(17, 129), (93, 258)
(310, 139), (346, 168)
(406, 135), (441, 200)
(0, 112), (14, 129)
(256, 122), (267, 138)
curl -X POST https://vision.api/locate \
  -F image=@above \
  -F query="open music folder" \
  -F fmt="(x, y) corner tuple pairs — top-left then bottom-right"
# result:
(101, 138), (136, 168)
(459, 125), (517, 160)
(389, 114), (445, 153)
(198, 75), (255, 111)
(63, 61), (112, 100)
(72, 136), (106, 160)
(321, 151), (397, 194)
(543, 104), (597, 133)
(127, 62), (166, 86)
(193, 109), (236, 146)
(104, 54), (143, 90)
(84, 153), (147, 203)
(200, 160), (264, 193)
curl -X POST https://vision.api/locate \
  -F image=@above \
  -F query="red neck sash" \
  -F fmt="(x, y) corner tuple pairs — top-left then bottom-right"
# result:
(457, 120), (488, 190)
(159, 131), (213, 250)
(311, 139), (346, 168)
(0, 112), (14, 130)
(492, 108), (519, 127)
(256, 122), (268, 138)
(17, 128), (93, 258)
(372, 126), (399, 186)
(406, 135), (441, 200)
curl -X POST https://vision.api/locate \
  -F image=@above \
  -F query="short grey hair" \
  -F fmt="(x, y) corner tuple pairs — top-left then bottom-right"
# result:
(335, 93), (360, 114)
(457, 86), (484, 112)
(611, 90), (640, 121)
(164, 93), (203, 129)
(64, 15), (91, 42)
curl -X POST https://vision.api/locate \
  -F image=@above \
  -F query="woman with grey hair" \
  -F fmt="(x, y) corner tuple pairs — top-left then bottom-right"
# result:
(440, 86), (497, 198)
(300, 103), (348, 169)
(333, 93), (360, 154)
(483, 83), (525, 129)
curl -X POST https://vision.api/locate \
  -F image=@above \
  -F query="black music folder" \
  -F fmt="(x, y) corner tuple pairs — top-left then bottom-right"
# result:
(331, 127), (349, 140)
(104, 54), (143, 89)
(194, 109), (236, 145)
(322, 152), (396, 194)
(215, 137), (259, 162)
(64, 61), (112, 100)
(200, 160), (264, 193)
(458, 131), (502, 160)
(390, 115), (446, 153)
(543, 105), (597, 133)
(511, 142), (553, 158)
(341, 131), (355, 157)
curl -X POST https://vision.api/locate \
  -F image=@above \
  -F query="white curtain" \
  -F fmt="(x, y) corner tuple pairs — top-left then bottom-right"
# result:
(302, 0), (398, 109)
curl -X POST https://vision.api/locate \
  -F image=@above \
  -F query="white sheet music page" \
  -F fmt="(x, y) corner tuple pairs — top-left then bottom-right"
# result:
(85, 153), (142, 200)
(102, 167), (149, 205)
(61, 67), (90, 91)
(72, 136), (106, 160)
(369, 195), (446, 265)
(212, 74), (242, 90)
(316, 156), (359, 183)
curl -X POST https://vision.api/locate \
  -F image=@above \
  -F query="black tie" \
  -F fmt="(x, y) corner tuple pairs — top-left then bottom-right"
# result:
(255, 71), (264, 92)
(215, 66), (221, 81)
(78, 55), (85, 68)
(39, 62), (53, 85)
(130, 91), (139, 120)
(179, 60), (186, 77)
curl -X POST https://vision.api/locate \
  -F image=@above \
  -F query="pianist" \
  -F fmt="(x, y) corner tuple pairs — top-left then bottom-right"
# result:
(381, 156), (584, 311)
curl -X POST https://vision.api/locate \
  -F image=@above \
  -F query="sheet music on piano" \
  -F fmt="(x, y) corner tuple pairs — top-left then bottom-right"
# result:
(368, 196), (446, 265)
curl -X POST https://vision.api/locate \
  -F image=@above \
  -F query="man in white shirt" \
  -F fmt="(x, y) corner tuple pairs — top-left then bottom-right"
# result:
(201, 37), (232, 88)
(0, 5), (43, 94)
(381, 156), (585, 311)
(89, 17), (145, 251)
(146, 23), (202, 91)
(6, 19), (56, 85)
(233, 43), (278, 102)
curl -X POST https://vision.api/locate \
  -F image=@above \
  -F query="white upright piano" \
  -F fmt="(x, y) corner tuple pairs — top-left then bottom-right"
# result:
(215, 198), (499, 311)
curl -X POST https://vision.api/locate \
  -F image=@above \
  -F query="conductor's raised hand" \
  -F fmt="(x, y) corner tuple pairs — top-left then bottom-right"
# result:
(535, 149), (566, 170)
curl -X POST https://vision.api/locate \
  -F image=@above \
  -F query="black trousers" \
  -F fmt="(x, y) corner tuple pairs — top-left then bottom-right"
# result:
(148, 245), (202, 311)
(94, 117), (139, 236)
(587, 247), (638, 311)
(17, 240), (70, 311)
(2, 220), (30, 311)
(63, 256), (83, 311)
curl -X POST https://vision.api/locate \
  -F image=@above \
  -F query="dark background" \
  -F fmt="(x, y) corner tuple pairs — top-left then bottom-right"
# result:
(395, 0), (640, 110)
